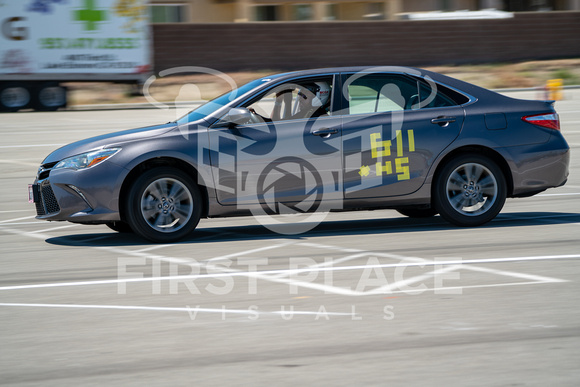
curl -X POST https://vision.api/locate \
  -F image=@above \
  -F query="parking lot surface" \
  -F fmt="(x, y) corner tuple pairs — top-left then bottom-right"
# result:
(1, 91), (579, 386)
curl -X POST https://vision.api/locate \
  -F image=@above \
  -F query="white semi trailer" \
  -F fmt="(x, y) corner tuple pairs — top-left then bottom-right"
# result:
(0, 0), (151, 111)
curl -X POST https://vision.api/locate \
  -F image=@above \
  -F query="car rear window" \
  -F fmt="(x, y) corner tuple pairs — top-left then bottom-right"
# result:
(417, 78), (470, 107)
(344, 73), (469, 115)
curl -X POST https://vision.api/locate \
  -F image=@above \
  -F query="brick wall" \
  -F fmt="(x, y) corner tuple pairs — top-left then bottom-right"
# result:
(152, 12), (580, 72)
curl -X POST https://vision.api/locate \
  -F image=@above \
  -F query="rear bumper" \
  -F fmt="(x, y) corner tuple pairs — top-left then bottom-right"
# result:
(503, 132), (570, 197)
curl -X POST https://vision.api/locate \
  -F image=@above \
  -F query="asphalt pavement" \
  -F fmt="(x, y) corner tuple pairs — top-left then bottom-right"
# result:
(0, 89), (579, 386)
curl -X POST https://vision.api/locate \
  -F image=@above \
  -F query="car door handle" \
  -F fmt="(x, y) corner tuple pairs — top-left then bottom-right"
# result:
(431, 116), (457, 127)
(312, 128), (339, 138)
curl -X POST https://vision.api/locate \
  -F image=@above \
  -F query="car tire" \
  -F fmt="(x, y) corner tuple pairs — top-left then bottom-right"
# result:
(125, 167), (202, 243)
(434, 155), (506, 227)
(106, 221), (133, 233)
(396, 207), (438, 218)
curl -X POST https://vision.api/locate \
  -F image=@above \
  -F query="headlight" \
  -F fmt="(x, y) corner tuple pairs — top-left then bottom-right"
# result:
(54, 148), (121, 171)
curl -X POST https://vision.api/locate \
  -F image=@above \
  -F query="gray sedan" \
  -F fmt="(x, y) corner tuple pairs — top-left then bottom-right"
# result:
(29, 67), (570, 242)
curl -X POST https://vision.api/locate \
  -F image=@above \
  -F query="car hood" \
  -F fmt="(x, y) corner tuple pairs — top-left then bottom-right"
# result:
(42, 122), (177, 164)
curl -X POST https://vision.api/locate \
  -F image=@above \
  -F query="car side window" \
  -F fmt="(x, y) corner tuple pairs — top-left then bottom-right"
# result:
(344, 73), (467, 115)
(246, 77), (333, 122)
(417, 77), (468, 108)
(345, 74), (418, 115)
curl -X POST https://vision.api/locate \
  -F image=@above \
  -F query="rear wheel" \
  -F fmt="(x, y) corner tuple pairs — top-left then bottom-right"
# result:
(434, 155), (506, 227)
(125, 167), (202, 243)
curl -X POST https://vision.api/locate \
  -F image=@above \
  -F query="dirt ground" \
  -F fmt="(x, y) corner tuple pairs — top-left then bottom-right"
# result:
(65, 58), (580, 106)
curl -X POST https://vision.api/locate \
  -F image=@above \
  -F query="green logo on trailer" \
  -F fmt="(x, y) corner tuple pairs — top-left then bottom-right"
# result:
(74, 0), (107, 31)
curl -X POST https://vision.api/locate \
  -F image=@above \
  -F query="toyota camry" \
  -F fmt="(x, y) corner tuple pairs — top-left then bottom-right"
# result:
(29, 67), (570, 242)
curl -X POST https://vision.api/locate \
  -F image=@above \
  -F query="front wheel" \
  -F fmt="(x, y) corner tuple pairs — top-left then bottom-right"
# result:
(125, 167), (202, 243)
(434, 155), (506, 227)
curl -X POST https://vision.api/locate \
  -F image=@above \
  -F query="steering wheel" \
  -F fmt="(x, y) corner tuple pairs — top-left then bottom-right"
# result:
(406, 94), (420, 110)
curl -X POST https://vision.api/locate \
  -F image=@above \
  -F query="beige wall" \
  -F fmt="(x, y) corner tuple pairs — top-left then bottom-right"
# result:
(400, 0), (481, 12)
(453, 0), (479, 10)
(400, 0), (440, 13)
(150, 0), (580, 24)
(190, 0), (236, 23)
(335, 2), (368, 20)
(150, 0), (236, 23)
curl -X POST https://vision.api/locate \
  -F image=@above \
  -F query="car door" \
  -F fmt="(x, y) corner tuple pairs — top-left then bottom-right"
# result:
(339, 72), (466, 199)
(207, 76), (343, 214)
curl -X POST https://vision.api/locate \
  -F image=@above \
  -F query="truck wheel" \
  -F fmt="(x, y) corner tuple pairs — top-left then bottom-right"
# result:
(434, 155), (506, 227)
(125, 167), (202, 243)
(0, 83), (31, 112)
(33, 82), (67, 111)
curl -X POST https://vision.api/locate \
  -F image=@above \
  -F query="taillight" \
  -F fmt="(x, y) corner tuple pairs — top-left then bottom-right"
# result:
(522, 113), (560, 130)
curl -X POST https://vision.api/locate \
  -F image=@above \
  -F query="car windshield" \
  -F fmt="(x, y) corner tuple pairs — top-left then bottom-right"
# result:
(175, 78), (270, 124)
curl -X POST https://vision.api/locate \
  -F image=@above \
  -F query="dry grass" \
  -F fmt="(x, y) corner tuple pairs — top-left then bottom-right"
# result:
(65, 59), (580, 106)
(428, 58), (580, 88)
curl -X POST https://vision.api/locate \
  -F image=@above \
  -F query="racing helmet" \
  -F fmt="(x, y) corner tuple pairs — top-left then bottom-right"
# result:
(301, 82), (331, 108)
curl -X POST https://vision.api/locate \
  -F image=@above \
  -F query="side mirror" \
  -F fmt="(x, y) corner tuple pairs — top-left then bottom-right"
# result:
(223, 107), (252, 126)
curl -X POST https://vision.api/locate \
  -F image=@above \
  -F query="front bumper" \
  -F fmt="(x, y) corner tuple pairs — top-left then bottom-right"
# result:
(31, 161), (129, 224)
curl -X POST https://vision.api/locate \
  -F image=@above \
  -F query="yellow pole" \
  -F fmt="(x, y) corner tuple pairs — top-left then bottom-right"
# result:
(546, 79), (563, 101)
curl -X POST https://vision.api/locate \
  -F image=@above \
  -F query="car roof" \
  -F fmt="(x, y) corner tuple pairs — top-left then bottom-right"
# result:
(265, 66), (427, 78)
(287, 66), (512, 103)
(261, 66), (485, 95)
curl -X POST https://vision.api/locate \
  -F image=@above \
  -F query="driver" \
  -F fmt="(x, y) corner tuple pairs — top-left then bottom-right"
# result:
(249, 81), (331, 122)
(287, 81), (331, 120)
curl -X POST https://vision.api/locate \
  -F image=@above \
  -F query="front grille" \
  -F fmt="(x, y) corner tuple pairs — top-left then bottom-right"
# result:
(42, 185), (60, 214)
(35, 200), (45, 216)
(35, 184), (60, 216)
(38, 162), (57, 180)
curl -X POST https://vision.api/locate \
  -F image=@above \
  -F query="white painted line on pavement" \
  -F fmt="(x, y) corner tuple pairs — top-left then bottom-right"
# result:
(367, 265), (463, 295)
(0, 253), (573, 293)
(2, 129), (115, 135)
(0, 144), (65, 149)
(28, 224), (78, 234)
(205, 241), (296, 262)
(462, 264), (567, 283)
(0, 159), (41, 167)
(297, 242), (363, 253)
(386, 281), (567, 294)
(537, 192), (580, 197)
(0, 303), (354, 317)
(0, 225), (198, 269)
(266, 252), (371, 280)
(0, 220), (572, 298)
(0, 222), (47, 226)
(0, 216), (36, 224)
(132, 245), (174, 254)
